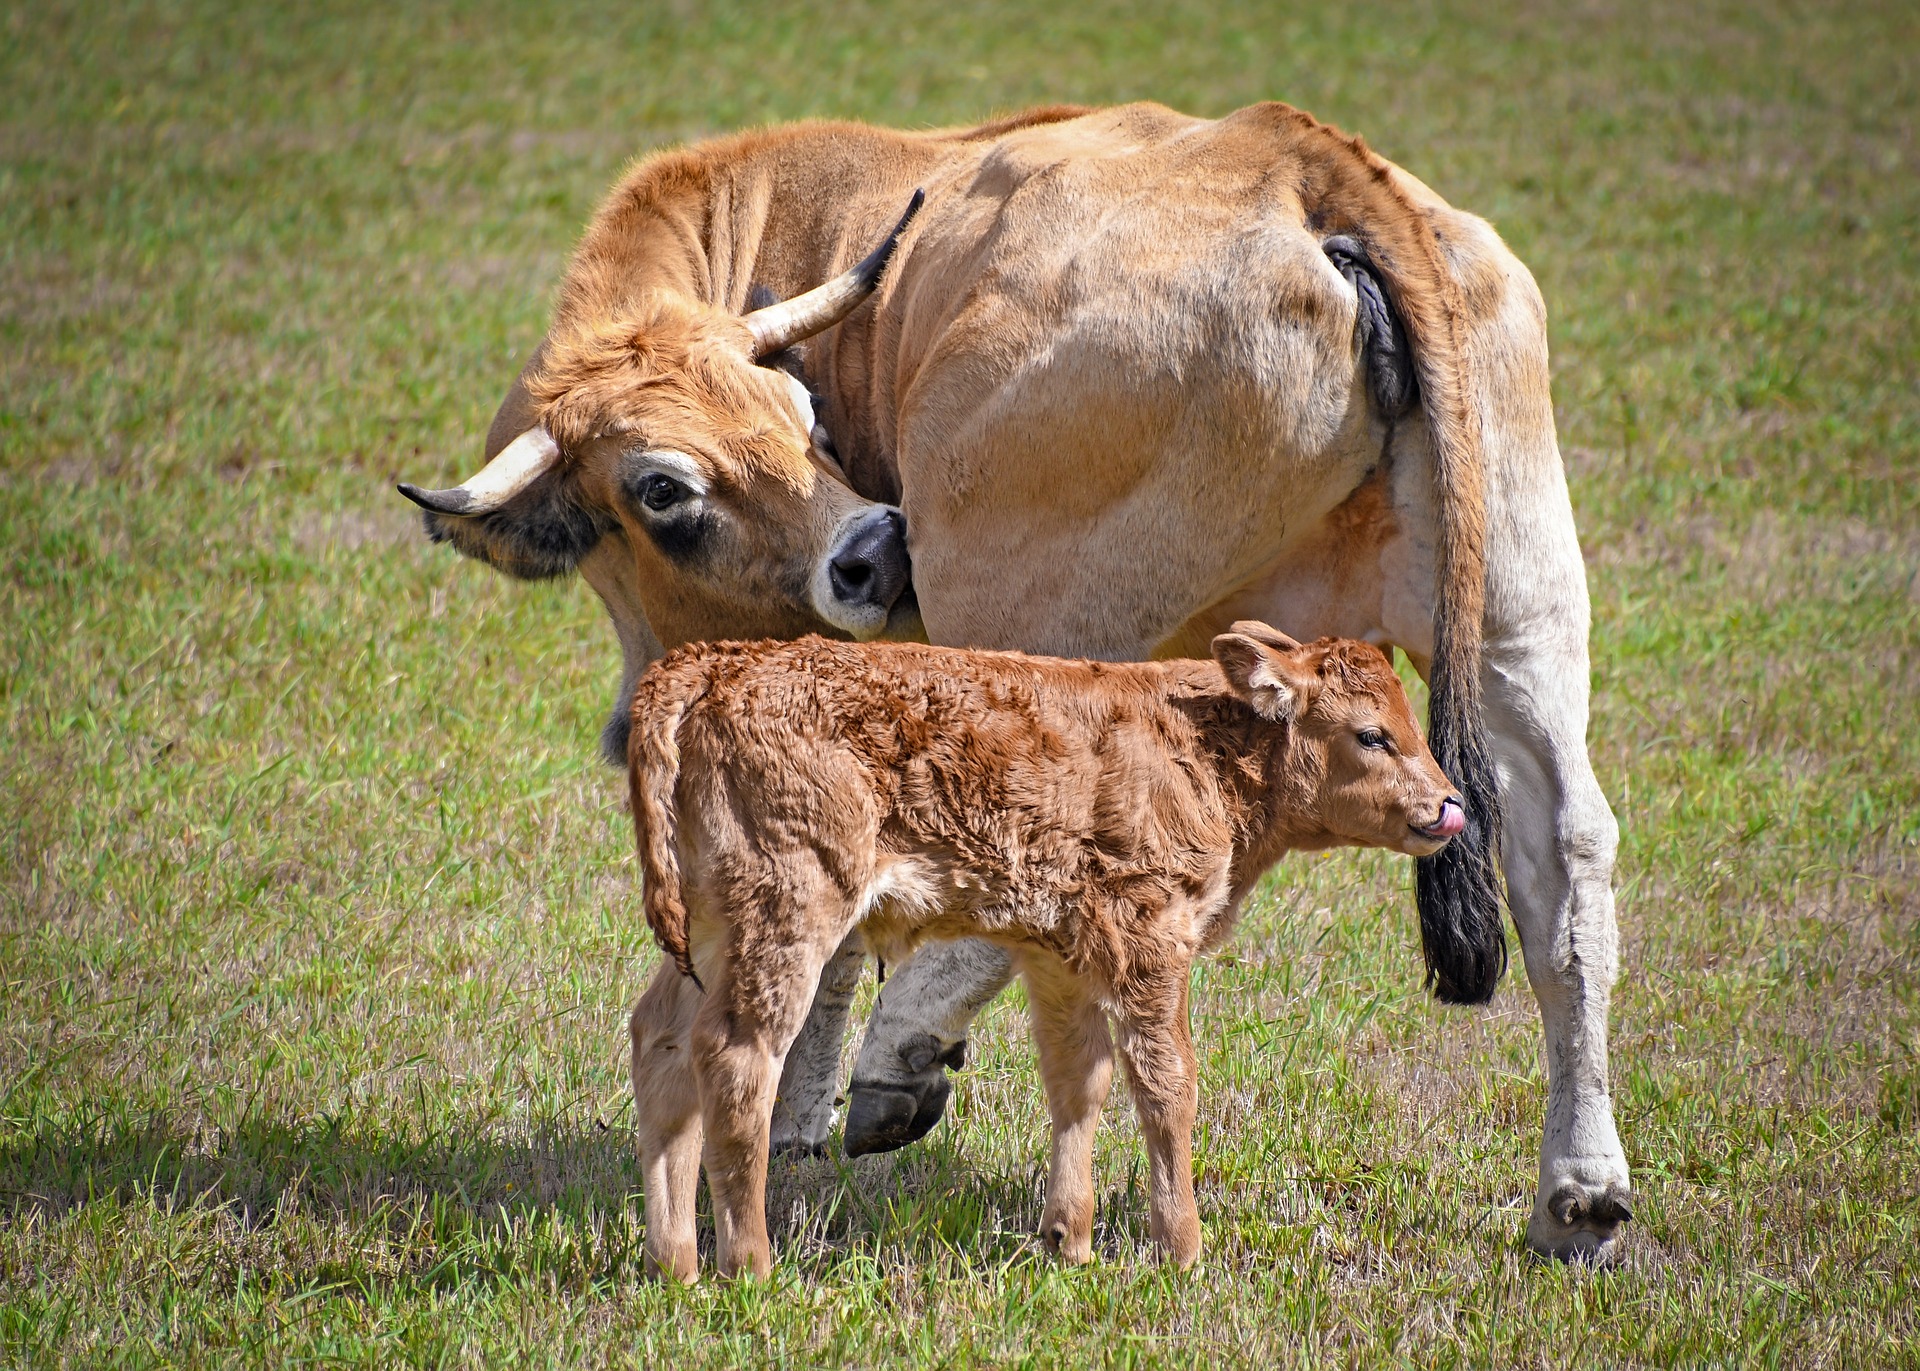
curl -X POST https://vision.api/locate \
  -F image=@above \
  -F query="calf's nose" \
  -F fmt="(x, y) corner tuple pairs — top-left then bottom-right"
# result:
(1421, 796), (1467, 839)
(829, 507), (910, 611)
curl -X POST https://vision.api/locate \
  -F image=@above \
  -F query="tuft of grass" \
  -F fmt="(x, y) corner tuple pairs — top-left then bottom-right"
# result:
(3, 0), (1917, 1365)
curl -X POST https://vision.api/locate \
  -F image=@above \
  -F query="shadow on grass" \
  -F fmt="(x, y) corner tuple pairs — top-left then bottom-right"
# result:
(0, 1102), (1064, 1282)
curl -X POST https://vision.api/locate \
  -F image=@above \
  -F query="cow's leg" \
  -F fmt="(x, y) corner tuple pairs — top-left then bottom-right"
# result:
(630, 960), (705, 1281)
(1020, 954), (1115, 1265)
(690, 910), (844, 1280)
(842, 937), (1014, 1156)
(1112, 970), (1202, 1267)
(769, 932), (865, 1157)
(1482, 635), (1633, 1261)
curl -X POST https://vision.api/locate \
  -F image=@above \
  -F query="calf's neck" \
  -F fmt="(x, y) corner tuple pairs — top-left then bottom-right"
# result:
(626, 623), (1461, 1279)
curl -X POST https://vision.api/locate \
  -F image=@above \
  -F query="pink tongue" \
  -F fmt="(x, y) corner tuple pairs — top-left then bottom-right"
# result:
(1429, 801), (1466, 838)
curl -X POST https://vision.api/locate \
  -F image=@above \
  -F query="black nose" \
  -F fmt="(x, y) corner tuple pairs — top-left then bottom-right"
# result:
(829, 508), (910, 611)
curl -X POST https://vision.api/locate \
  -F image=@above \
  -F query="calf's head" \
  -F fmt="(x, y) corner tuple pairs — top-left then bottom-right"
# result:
(400, 195), (924, 651)
(1211, 621), (1464, 857)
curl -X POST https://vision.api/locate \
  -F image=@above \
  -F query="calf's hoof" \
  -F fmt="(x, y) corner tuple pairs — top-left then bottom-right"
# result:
(1526, 1181), (1635, 1265)
(841, 1035), (965, 1157)
(1040, 1217), (1093, 1265)
(643, 1244), (700, 1284)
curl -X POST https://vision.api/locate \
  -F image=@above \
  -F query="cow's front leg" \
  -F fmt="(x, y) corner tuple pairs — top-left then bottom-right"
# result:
(843, 938), (1014, 1156)
(769, 933), (865, 1157)
(1485, 642), (1634, 1262)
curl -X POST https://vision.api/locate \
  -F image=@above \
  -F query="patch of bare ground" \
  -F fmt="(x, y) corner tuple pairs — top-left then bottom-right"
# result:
(1576, 488), (1920, 604)
(288, 503), (418, 556)
(0, 256), (148, 331)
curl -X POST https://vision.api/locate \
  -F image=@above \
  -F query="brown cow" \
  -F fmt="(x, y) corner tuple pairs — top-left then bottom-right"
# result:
(624, 624), (1462, 1280)
(406, 101), (1634, 1261)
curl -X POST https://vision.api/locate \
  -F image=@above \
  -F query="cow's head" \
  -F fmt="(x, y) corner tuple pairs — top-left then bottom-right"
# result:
(401, 194), (924, 656)
(1211, 622), (1465, 857)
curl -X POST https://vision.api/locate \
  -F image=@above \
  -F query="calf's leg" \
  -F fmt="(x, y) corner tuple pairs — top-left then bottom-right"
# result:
(630, 961), (705, 1281)
(843, 937), (1013, 1156)
(1113, 975), (1201, 1267)
(692, 910), (848, 1279)
(1021, 955), (1115, 1264)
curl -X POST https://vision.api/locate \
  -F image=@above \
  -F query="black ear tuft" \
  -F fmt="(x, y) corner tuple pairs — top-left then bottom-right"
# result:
(419, 474), (611, 582)
(600, 703), (633, 769)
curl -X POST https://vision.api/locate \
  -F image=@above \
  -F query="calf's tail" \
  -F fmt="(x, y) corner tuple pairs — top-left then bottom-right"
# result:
(1300, 108), (1509, 1004)
(628, 667), (703, 988)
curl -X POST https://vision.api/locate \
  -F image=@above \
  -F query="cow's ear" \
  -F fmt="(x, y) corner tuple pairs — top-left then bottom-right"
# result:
(1213, 632), (1317, 723)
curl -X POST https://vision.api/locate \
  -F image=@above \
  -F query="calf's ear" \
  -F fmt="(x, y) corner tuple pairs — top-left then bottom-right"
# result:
(1212, 632), (1316, 723)
(1225, 619), (1302, 654)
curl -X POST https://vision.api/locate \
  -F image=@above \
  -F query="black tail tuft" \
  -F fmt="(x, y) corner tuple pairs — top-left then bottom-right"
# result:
(1415, 667), (1508, 1004)
(1322, 235), (1418, 421)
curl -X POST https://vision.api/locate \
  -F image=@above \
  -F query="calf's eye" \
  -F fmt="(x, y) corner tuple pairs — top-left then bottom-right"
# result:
(639, 473), (688, 512)
(1358, 728), (1389, 750)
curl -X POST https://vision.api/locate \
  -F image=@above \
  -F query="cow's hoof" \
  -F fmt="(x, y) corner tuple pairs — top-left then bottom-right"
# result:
(842, 1072), (951, 1157)
(1526, 1181), (1634, 1265)
(770, 1135), (827, 1161)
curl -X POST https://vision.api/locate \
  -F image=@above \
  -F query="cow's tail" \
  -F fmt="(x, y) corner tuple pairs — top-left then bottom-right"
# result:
(1312, 115), (1509, 1005)
(628, 665), (703, 989)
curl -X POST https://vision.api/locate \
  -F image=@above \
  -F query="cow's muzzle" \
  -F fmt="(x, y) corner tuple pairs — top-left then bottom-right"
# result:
(816, 506), (911, 638)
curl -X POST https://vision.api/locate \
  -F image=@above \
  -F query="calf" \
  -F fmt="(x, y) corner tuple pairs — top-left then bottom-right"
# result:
(625, 623), (1463, 1279)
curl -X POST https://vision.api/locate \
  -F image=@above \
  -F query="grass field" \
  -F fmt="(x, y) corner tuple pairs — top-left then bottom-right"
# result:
(3, 0), (1917, 1364)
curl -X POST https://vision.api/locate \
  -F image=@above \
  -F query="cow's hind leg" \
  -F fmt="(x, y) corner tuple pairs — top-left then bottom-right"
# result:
(843, 938), (1014, 1156)
(630, 960), (705, 1281)
(1483, 631), (1633, 1262)
(1112, 970), (1202, 1267)
(1021, 955), (1115, 1264)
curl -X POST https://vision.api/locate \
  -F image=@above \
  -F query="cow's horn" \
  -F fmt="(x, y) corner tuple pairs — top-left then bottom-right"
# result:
(396, 425), (560, 516)
(745, 189), (925, 357)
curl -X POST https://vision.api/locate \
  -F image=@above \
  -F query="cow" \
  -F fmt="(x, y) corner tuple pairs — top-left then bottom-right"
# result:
(400, 100), (1633, 1261)
(625, 625), (1466, 1279)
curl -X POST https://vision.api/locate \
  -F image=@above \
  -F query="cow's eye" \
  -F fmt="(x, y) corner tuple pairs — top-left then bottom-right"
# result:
(1357, 728), (1390, 751)
(638, 473), (688, 512)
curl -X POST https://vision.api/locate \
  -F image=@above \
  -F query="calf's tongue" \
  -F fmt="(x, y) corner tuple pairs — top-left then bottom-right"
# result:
(1422, 799), (1467, 838)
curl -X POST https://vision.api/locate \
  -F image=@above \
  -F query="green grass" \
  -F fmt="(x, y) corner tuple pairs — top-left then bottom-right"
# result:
(3, 0), (1917, 1364)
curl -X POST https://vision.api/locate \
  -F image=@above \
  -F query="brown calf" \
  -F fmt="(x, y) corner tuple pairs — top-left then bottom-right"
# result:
(625, 623), (1462, 1279)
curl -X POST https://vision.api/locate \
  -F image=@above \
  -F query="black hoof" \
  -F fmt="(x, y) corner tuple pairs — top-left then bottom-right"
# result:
(1547, 1181), (1635, 1229)
(1531, 1182), (1636, 1265)
(770, 1136), (827, 1161)
(842, 1072), (951, 1157)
